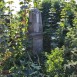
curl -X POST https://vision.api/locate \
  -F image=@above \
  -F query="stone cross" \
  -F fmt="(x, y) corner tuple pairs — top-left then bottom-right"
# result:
(28, 8), (43, 54)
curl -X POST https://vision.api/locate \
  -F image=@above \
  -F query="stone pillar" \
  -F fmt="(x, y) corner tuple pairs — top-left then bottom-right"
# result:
(28, 8), (43, 54)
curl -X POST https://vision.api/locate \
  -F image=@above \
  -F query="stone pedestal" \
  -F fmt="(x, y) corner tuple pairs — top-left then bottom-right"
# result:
(28, 8), (43, 54)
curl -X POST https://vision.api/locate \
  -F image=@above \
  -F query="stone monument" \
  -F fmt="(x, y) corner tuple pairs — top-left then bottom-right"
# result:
(28, 8), (43, 54)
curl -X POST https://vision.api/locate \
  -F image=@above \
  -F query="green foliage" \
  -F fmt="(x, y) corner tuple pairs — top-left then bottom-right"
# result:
(63, 7), (77, 76)
(0, 0), (30, 77)
(41, 0), (51, 52)
(0, 1), (45, 77)
(0, 0), (77, 77)
(41, 0), (77, 76)
(0, 0), (5, 15)
(45, 47), (64, 76)
(33, 0), (41, 8)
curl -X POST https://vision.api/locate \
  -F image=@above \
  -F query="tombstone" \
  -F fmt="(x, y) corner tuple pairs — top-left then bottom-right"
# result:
(28, 8), (43, 54)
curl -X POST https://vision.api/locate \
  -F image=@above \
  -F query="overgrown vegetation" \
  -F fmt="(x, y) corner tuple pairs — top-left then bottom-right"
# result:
(0, 0), (77, 77)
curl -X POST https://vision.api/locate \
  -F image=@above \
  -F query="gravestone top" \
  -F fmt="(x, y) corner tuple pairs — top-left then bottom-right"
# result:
(30, 8), (40, 13)
(28, 8), (43, 33)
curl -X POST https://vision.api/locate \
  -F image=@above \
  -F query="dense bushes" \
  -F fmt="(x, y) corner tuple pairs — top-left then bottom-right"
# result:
(45, 47), (64, 77)
(0, 0), (77, 77)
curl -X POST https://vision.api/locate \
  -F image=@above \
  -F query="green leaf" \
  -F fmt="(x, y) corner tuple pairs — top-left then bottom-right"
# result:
(19, 2), (23, 5)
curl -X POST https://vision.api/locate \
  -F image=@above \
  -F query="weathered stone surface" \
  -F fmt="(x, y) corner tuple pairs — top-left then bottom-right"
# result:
(28, 8), (43, 54)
